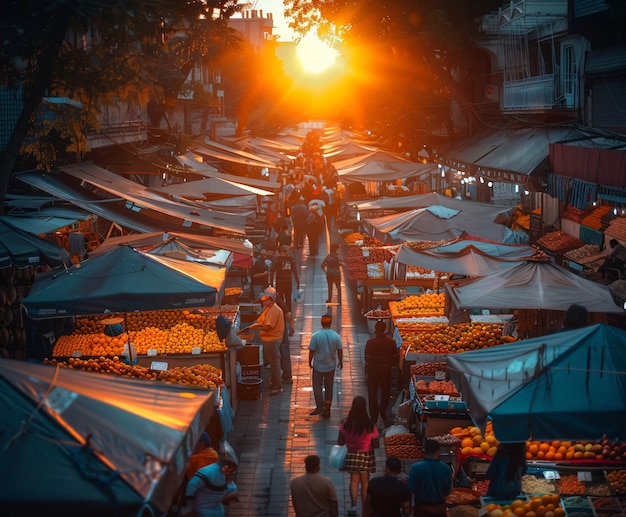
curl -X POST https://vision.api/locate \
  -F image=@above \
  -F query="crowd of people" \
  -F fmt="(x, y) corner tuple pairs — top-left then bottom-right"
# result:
(183, 129), (603, 517)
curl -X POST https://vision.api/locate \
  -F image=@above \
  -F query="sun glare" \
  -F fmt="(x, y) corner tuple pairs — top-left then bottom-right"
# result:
(296, 33), (339, 74)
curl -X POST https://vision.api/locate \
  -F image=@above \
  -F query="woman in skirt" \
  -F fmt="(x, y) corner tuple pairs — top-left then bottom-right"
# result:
(338, 396), (379, 515)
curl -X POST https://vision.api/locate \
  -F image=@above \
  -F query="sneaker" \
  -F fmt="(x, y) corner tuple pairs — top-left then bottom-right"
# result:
(347, 506), (357, 516)
(265, 364), (271, 369)
(309, 407), (324, 416)
(270, 388), (283, 396)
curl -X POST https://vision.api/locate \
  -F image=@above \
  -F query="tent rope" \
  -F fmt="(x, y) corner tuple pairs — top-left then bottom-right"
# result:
(3, 362), (60, 451)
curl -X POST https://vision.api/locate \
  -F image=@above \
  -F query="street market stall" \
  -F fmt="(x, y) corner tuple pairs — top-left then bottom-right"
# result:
(0, 357), (216, 516)
(20, 246), (239, 421)
(444, 255), (623, 335)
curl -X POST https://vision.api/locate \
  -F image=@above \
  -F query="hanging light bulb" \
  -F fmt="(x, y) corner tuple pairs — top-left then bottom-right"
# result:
(614, 207), (618, 216)
(479, 177), (485, 184)
(487, 181), (493, 188)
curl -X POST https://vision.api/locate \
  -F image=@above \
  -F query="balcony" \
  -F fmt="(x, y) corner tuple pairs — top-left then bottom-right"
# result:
(503, 73), (578, 111)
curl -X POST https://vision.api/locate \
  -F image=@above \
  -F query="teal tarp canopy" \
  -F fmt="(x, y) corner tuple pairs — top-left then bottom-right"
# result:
(0, 218), (70, 269)
(447, 324), (626, 442)
(0, 358), (215, 516)
(21, 246), (224, 318)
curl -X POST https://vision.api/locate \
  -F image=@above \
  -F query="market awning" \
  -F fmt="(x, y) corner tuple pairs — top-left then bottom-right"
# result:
(337, 160), (436, 183)
(364, 206), (525, 244)
(445, 257), (623, 313)
(447, 324), (626, 441)
(21, 246), (224, 317)
(0, 358), (215, 515)
(354, 193), (513, 224)
(333, 149), (411, 171)
(191, 141), (278, 168)
(151, 176), (274, 199)
(17, 164), (249, 235)
(435, 127), (573, 189)
(394, 239), (535, 276)
(175, 152), (219, 173)
(0, 218), (70, 269)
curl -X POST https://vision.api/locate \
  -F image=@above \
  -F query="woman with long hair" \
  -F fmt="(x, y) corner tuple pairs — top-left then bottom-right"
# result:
(486, 442), (527, 500)
(338, 396), (379, 515)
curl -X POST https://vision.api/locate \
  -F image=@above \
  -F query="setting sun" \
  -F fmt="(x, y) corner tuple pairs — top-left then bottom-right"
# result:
(296, 33), (339, 74)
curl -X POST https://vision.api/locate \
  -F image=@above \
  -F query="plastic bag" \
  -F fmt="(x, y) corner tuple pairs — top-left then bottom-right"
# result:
(329, 444), (347, 471)
(225, 326), (244, 351)
(215, 315), (232, 341)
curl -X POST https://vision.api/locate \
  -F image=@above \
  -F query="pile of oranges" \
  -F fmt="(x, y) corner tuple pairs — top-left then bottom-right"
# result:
(391, 293), (446, 316)
(525, 440), (603, 461)
(454, 422), (500, 457)
(486, 495), (565, 517)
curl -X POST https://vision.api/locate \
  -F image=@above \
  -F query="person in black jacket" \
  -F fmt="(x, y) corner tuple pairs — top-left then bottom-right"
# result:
(364, 320), (398, 423)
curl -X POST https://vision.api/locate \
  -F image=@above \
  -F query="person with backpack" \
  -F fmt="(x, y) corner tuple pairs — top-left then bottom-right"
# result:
(321, 244), (342, 304)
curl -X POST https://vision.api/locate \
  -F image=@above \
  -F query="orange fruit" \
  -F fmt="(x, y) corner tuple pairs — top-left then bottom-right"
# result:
(526, 512), (537, 517)
(539, 443), (550, 453)
(553, 509), (565, 517)
(511, 500), (525, 510)
(545, 451), (555, 460)
(461, 437), (474, 448)
(514, 509), (525, 517)
(535, 506), (547, 517)
(541, 495), (552, 505)
(550, 494), (561, 506)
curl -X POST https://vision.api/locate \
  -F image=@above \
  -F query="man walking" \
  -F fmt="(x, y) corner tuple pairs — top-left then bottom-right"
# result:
(320, 244), (342, 304)
(308, 314), (343, 419)
(290, 197), (309, 249)
(290, 455), (339, 517)
(247, 291), (285, 396)
(271, 244), (300, 313)
(407, 440), (453, 517)
(364, 456), (411, 517)
(364, 320), (399, 423)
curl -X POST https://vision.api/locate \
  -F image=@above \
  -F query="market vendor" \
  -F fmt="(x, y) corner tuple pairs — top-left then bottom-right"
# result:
(246, 291), (285, 396)
(598, 239), (626, 279)
(485, 442), (527, 501)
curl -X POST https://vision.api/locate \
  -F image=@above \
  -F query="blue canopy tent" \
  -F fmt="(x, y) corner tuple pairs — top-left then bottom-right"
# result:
(21, 246), (225, 318)
(0, 218), (70, 270)
(0, 358), (215, 516)
(447, 324), (626, 442)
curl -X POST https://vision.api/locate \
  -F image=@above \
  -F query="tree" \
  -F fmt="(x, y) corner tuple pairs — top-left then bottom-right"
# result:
(284, 0), (500, 138)
(0, 0), (244, 214)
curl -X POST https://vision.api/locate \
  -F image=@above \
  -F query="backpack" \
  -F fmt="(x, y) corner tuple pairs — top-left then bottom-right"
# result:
(325, 253), (341, 276)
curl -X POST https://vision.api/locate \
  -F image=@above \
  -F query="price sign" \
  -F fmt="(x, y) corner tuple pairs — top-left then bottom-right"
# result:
(72, 350), (82, 357)
(434, 371), (445, 380)
(147, 349), (158, 356)
(434, 394), (450, 401)
(578, 471), (592, 482)
(191, 347), (202, 355)
(150, 361), (168, 371)
(544, 470), (560, 480)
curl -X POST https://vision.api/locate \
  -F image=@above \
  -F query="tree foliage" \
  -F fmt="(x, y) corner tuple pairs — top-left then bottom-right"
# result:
(0, 0), (244, 212)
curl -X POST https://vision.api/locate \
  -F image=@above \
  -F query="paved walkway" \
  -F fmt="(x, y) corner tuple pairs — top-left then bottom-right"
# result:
(227, 227), (388, 516)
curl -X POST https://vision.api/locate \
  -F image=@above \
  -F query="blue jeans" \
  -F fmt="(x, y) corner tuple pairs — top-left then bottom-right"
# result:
(312, 368), (336, 409)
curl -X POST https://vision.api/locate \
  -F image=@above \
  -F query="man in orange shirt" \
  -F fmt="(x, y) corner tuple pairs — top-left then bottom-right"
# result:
(248, 291), (285, 395)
